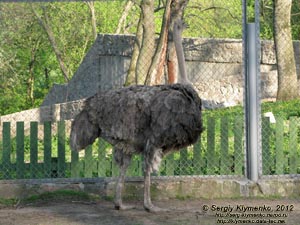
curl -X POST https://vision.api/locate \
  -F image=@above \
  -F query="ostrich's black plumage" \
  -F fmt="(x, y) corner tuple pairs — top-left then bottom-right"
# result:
(70, 83), (203, 211)
(70, 18), (203, 212)
(71, 83), (203, 156)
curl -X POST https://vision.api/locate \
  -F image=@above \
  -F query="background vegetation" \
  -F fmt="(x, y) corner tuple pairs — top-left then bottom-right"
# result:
(1, 0), (300, 114)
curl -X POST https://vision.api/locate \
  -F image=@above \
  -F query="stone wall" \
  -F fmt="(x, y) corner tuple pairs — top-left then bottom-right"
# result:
(41, 34), (300, 109)
(0, 99), (85, 138)
(2, 35), (300, 134)
(1, 177), (300, 200)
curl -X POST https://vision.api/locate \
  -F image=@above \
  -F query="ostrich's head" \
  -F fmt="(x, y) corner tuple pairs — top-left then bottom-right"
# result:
(70, 109), (100, 152)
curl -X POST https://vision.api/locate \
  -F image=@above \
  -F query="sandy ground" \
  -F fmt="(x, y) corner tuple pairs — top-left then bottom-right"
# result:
(0, 198), (300, 225)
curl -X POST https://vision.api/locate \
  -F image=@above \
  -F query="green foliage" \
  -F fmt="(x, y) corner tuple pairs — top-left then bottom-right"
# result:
(1, 1), (300, 115)
(260, 0), (300, 40)
(0, 2), (125, 115)
(185, 0), (243, 38)
(262, 99), (300, 119)
(291, 1), (300, 40)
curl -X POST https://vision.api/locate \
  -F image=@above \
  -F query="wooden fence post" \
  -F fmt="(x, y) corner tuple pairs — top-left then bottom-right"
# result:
(207, 117), (216, 174)
(234, 116), (244, 175)
(2, 122), (12, 179)
(193, 138), (202, 175)
(179, 148), (188, 175)
(30, 121), (38, 178)
(16, 122), (25, 179)
(165, 153), (175, 176)
(57, 121), (66, 177)
(98, 139), (107, 177)
(84, 145), (93, 178)
(275, 117), (284, 174)
(71, 150), (80, 178)
(289, 117), (298, 174)
(262, 117), (271, 175)
(44, 121), (52, 178)
(220, 116), (230, 174)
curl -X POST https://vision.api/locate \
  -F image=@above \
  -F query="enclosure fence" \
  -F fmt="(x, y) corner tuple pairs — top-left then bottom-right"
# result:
(1, 0), (300, 181)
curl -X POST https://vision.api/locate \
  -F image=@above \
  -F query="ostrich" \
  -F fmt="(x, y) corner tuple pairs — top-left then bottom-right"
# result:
(70, 19), (203, 212)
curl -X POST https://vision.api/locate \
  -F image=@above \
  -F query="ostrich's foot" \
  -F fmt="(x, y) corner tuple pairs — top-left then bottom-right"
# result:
(114, 203), (136, 210)
(144, 203), (170, 213)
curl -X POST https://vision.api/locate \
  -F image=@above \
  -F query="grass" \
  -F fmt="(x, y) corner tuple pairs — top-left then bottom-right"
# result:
(262, 99), (300, 119)
(203, 99), (300, 119)
(0, 198), (18, 207)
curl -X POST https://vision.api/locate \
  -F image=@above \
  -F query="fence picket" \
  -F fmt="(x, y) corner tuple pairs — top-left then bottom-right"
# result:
(57, 121), (66, 177)
(71, 150), (80, 178)
(220, 117), (230, 174)
(289, 117), (298, 174)
(16, 122), (25, 179)
(275, 117), (284, 174)
(207, 117), (216, 174)
(2, 122), (12, 179)
(30, 122), (38, 178)
(44, 121), (52, 178)
(111, 150), (119, 177)
(5, 115), (300, 179)
(138, 155), (143, 176)
(193, 138), (202, 175)
(98, 139), (107, 177)
(165, 153), (175, 176)
(179, 148), (188, 175)
(84, 145), (93, 178)
(262, 117), (271, 175)
(127, 156), (140, 176)
(233, 116), (243, 175)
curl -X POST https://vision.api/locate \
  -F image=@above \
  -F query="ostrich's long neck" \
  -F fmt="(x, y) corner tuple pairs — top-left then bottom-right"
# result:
(173, 19), (189, 84)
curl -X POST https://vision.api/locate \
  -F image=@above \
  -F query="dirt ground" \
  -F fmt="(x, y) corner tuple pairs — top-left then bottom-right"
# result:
(0, 198), (300, 225)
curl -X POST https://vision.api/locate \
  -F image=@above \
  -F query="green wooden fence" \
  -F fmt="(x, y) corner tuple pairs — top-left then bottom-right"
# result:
(0, 115), (247, 180)
(262, 116), (300, 175)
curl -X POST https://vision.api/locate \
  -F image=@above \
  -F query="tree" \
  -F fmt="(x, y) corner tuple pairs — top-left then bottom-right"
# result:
(31, 4), (70, 82)
(135, 0), (156, 84)
(274, 0), (298, 100)
(125, 0), (189, 86)
(86, 1), (97, 40)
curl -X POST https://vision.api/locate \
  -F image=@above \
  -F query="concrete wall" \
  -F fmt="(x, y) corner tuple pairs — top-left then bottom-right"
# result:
(41, 34), (300, 109)
(0, 100), (85, 138)
(2, 35), (300, 135)
(1, 177), (300, 200)
(41, 34), (134, 106)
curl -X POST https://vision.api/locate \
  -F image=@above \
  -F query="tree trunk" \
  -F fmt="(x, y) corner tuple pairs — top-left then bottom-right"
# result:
(145, 0), (172, 85)
(126, 0), (188, 86)
(116, 0), (134, 34)
(124, 12), (143, 86)
(31, 5), (70, 82)
(135, 0), (155, 85)
(274, 0), (298, 100)
(86, 1), (97, 40)
(27, 38), (41, 107)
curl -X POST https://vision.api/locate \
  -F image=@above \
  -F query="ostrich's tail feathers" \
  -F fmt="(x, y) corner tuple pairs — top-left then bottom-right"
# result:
(70, 109), (100, 152)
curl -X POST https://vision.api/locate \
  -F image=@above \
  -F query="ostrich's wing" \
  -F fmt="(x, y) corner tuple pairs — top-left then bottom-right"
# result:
(91, 86), (154, 149)
(149, 86), (203, 150)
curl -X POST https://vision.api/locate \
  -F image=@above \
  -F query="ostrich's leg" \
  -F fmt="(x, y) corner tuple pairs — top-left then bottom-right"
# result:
(143, 144), (168, 212)
(114, 151), (135, 210)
